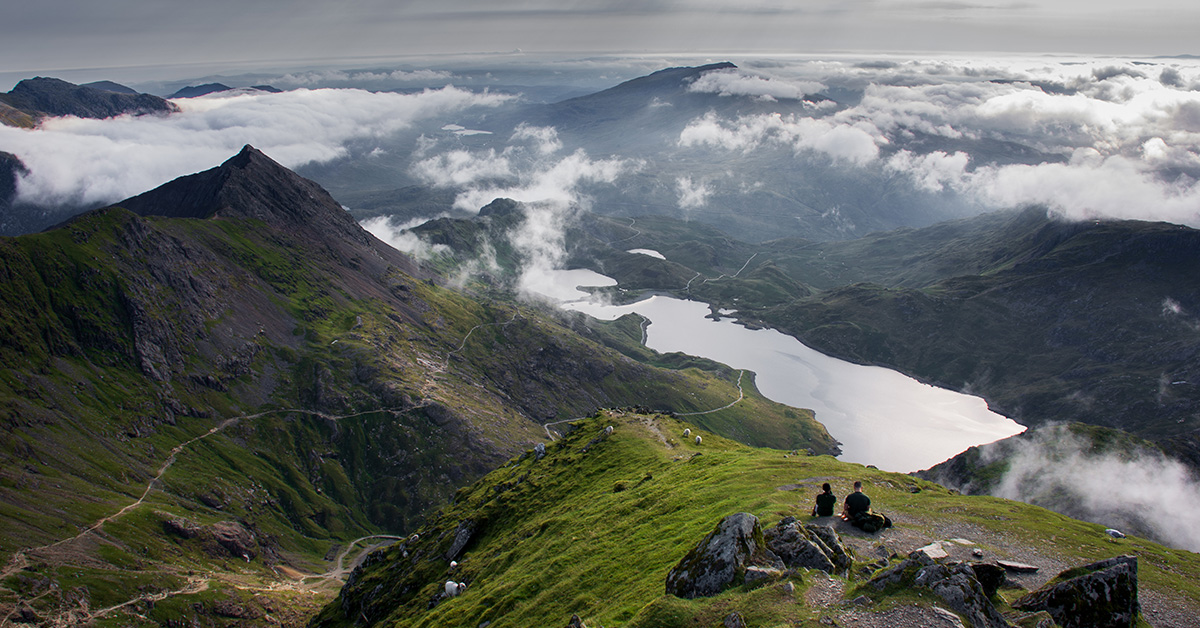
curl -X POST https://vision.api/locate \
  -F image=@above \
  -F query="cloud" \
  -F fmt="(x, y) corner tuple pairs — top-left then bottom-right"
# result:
(687, 69), (825, 101)
(447, 148), (639, 213)
(412, 149), (512, 187)
(987, 425), (1200, 552)
(272, 69), (456, 87)
(679, 111), (882, 165)
(361, 215), (451, 260)
(511, 123), (562, 155)
(1, 86), (514, 209)
(676, 176), (712, 209)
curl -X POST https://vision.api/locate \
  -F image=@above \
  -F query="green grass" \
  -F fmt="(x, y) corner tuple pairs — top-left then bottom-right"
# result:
(313, 410), (1200, 628)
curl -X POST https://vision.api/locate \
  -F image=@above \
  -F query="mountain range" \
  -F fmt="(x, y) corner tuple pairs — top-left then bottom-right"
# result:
(0, 146), (833, 626)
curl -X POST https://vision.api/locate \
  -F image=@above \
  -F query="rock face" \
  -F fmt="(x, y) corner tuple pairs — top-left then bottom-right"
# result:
(665, 513), (783, 599)
(763, 517), (851, 574)
(1013, 555), (1139, 628)
(870, 550), (1008, 628)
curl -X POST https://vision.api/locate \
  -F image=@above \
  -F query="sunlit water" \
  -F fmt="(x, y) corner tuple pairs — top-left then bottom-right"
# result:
(534, 269), (1025, 472)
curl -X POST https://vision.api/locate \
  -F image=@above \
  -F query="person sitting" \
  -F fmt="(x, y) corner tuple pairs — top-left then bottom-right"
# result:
(842, 480), (892, 533)
(811, 482), (837, 517)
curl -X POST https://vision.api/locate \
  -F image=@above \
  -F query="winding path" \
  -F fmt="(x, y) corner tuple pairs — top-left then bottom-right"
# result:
(677, 370), (747, 416)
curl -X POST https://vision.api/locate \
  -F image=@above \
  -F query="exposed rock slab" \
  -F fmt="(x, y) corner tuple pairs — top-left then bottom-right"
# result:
(1013, 555), (1139, 628)
(665, 512), (783, 599)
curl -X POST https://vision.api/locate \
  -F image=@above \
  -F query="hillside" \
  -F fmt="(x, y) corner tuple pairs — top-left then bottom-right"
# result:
(313, 410), (1200, 628)
(0, 148), (834, 626)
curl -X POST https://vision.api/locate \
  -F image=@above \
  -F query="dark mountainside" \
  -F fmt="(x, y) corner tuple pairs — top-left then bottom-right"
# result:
(0, 147), (834, 626)
(0, 152), (27, 231)
(169, 83), (234, 98)
(0, 76), (179, 122)
(80, 80), (139, 95)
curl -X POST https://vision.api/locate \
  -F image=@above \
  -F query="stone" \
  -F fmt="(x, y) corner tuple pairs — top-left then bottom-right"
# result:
(871, 556), (1008, 628)
(534, 442), (546, 460)
(764, 520), (851, 574)
(968, 562), (1006, 598)
(1012, 555), (1139, 628)
(723, 611), (746, 628)
(997, 560), (1040, 573)
(566, 614), (587, 628)
(744, 566), (783, 586)
(665, 513), (783, 598)
(915, 542), (949, 560)
(446, 520), (476, 561)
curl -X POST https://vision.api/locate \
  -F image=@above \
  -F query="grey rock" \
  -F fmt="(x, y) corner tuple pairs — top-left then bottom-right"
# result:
(1013, 555), (1138, 628)
(535, 442), (546, 460)
(764, 520), (851, 574)
(665, 512), (783, 598)
(969, 562), (1006, 598)
(566, 614), (586, 628)
(743, 565), (783, 586)
(446, 520), (476, 561)
(723, 611), (746, 628)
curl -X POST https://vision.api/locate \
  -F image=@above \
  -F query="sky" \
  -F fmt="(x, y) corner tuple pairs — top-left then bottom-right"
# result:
(1, 0), (1197, 78)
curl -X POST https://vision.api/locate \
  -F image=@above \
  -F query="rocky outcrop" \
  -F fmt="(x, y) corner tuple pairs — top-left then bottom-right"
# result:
(665, 513), (783, 598)
(763, 517), (851, 574)
(870, 550), (1009, 628)
(1012, 555), (1139, 628)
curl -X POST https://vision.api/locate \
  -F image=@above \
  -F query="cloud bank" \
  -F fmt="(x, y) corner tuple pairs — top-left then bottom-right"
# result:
(678, 56), (1200, 227)
(986, 425), (1200, 553)
(1, 86), (513, 209)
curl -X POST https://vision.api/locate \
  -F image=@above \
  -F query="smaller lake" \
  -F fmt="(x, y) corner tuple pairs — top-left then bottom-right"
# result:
(538, 270), (1024, 472)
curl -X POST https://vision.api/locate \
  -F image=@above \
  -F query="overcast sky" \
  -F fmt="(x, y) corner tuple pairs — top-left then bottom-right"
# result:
(1, 0), (1196, 80)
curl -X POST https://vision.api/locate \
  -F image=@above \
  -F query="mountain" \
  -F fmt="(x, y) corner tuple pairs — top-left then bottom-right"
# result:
(0, 76), (179, 123)
(311, 409), (1200, 627)
(169, 82), (234, 98)
(80, 80), (139, 95)
(0, 147), (834, 625)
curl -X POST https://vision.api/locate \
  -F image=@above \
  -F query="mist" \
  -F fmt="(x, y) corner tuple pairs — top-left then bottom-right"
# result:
(965, 425), (1200, 553)
(1, 85), (513, 211)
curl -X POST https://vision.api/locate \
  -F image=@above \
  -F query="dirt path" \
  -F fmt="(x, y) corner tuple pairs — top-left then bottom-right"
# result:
(678, 370), (746, 416)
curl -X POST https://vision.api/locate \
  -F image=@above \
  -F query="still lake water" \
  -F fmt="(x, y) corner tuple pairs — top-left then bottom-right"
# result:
(539, 269), (1025, 472)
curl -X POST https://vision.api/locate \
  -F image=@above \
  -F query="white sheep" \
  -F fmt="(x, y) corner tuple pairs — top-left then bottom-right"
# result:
(604, 425), (614, 435)
(695, 435), (702, 445)
(444, 581), (468, 597)
(409, 533), (420, 544)
(449, 560), (458, 570)
(683, 428), (691, 437)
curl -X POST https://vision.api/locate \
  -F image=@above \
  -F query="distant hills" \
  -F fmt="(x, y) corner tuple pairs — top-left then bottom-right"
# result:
(168, 83), (282, 98)
(0, 76), (177, 123)
(407, 203), (1200, 469)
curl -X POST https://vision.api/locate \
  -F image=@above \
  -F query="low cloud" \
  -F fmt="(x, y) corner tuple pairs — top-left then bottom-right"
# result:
(361, 215), (451, 260)
(687, 69), (825, 101)
(986, 425), (1200, 552)
(273, 69), (455, 87)
(676, 176), (712, 209)
(679, 111), (881, 165)
(1, 86), (513, 209)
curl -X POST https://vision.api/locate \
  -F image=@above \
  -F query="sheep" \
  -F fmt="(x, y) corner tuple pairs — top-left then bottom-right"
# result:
(604, 425), (614, 435)
(695, 435), (702, 445)
(408, 533), (420, 544)
(449, 560), (458, 570)
(444, 581), (468, 597)
(683, 428), (691, 437)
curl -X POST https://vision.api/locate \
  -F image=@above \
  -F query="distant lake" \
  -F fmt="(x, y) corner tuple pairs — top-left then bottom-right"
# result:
(537, 269), (1025, 472)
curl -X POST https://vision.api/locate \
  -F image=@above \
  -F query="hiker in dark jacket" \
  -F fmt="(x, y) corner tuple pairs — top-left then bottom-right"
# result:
(842, 480), (892, 533)
(812, 482), (837, 517)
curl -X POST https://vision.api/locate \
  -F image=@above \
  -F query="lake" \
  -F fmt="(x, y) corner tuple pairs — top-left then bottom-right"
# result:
(536, 269), (1025, 472)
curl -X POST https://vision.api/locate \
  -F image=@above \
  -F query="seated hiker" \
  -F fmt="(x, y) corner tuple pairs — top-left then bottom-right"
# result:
(811, 482), (837, 517)
(842, 480), (892, 533)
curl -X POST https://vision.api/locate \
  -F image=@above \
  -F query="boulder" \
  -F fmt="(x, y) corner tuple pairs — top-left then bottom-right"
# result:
(870, 551), (1008, 628)
(665, 513), (783, 598)
(1012, 555), (1139, 628)
(445, 519), (476, 561)
(969, 562), (1007, 598)
(763, 519), (851, 573)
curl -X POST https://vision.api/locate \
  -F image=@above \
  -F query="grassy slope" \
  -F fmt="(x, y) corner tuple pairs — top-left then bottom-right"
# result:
(0, 206), (836, 625)
(315, 410), (1200, 628)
